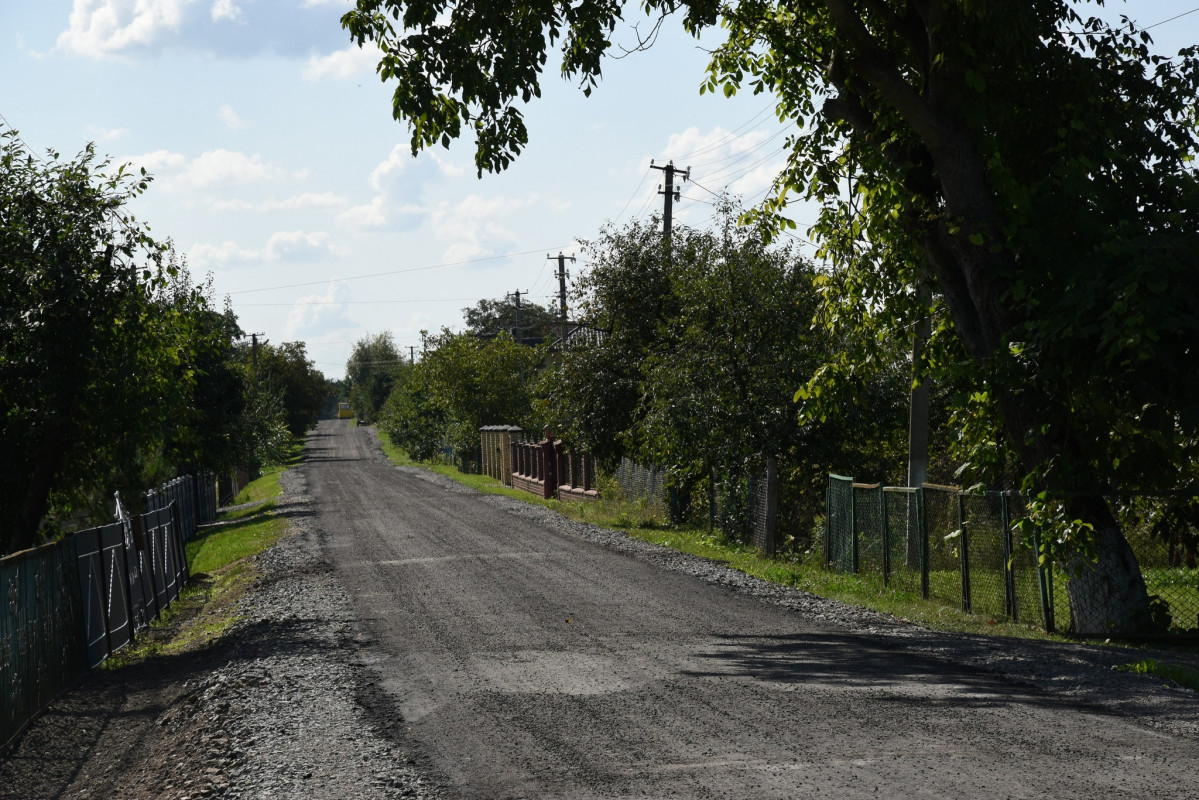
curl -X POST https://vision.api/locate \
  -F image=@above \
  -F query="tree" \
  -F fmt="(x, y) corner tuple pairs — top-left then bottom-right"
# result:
(545, 205), (907, 538)
(341, 0), (1199, 634)
(380, 329), (544, 466)
(346, 332), (406, 424)
(463, 296), (558, 345)
(254, 340), (333, 436)
(0, 131), (183, 553)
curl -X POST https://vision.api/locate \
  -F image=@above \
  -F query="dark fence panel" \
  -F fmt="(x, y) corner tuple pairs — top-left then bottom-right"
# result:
(826, 475), (854, 572)
(3, 498), (195, 753)
(0, 541), (87, 752)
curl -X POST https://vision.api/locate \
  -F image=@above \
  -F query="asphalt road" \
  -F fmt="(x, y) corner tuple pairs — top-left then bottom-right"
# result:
(307, 420), (1198, 799)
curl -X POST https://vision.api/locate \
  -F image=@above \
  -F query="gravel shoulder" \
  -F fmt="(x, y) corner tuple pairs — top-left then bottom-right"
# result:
(3, 423), (1198, 798)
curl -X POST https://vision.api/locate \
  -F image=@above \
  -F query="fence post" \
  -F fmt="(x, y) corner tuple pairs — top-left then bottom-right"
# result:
(958, 493), (971, 614)
(763, 458), (778, 556)
(919, 486), (930, 599)
(849, 481), (857, 574)
(880, 485), (891, 585)
(1033, 526), (1055, 633)
(1000, 492), (1017, 623)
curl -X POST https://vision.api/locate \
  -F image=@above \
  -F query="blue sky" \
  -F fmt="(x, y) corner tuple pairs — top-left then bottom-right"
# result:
(2, 1), (1196, 379)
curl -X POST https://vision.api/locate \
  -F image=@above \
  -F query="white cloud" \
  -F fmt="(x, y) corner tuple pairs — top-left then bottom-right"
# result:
(188, 229), (343, 269)
(122, 148), (284, 192)
(303, 43), (381, 81)
(335, 144), (424, 231)
(57, 0), (197, 58)
(210, 0), (241, 21)
(218, 104), (246, 130)
(429, 151), (467, 178)
(429, 194), (528, 262)
(264, 230), (344, 261)
(211, 192), (348, 213)
(84, 124), (129, 141)
(188, 240), (259, 269)
(370, 143), (410, 191)
(286, 280), (354, 339)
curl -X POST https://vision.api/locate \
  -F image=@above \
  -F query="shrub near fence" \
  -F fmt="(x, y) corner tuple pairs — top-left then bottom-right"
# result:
(827, 475), (1199, 635)
(2, 472), (217, 753)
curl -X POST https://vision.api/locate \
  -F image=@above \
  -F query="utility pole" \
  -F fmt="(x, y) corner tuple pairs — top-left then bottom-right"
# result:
(548, 253), (576, 346)
(650, 159), (690, 240)
(409, 345), (415, 365)
(506, 289), (524, 340)
(247, 332), (265, 370)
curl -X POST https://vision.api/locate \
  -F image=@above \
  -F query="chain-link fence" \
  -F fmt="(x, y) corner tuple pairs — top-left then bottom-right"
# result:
(827, 475), (1198, 636)
(614, 458), (667, 509)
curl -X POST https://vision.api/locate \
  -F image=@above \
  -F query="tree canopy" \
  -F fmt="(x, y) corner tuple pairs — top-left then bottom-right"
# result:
(341, 0), (1199, 632)
(0, 129), (319, 554)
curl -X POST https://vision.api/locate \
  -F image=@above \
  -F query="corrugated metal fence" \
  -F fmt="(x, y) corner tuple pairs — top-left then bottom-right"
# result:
(2, 473), (216, 752)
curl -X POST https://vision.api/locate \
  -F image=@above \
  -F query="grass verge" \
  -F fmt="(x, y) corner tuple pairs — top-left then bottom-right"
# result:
(103, 462), (292, 668)
(1116, 659), (1199, 691)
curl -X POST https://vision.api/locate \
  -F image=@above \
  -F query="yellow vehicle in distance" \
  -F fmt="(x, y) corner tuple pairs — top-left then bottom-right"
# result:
(337, 402), (353, 420)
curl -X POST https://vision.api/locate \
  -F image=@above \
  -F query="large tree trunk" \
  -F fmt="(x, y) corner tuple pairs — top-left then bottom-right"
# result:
(1060, 494), (1154, 636)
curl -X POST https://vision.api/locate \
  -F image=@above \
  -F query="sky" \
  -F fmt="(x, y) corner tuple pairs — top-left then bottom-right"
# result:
(2, 1), (1197, 380)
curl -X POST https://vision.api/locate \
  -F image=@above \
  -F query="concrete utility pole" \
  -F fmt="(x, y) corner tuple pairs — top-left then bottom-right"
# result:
(548, 253), (575, 346)
(650, 159), (690, 240)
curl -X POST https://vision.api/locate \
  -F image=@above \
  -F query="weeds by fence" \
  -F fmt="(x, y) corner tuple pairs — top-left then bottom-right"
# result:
(827, 475), (1199, 636)
(2, 474), (217, 753)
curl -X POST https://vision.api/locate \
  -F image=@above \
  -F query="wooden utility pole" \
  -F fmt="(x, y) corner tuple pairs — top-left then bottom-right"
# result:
(651, 159), (690, 239)
(409, 345), (415, 365)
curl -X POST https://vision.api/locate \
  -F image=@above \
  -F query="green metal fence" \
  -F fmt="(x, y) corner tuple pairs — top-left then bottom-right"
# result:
(827, 475), (1199, 635)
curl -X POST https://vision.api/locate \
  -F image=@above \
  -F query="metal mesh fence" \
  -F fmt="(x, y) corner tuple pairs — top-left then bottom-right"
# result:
(614, 458), (667, 509)
(826, 475), (854, 572)
(750, 467), (770, 553)
(922, 486), (962, 610)
(883, 487), (922, 596)
(854, 485), (884, 576)
(1121, 508), (1199, 633)
(960, 493), (1007, 620)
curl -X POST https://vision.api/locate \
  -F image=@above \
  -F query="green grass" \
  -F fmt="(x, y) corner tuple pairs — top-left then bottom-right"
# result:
(102, 462), (293, 668)
(229, 439), (305, 505)
(1116, 658), (1199, 691)
(186, 504), (288, 575)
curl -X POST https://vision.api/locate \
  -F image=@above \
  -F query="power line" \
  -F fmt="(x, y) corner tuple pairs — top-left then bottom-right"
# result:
(670, 102), (778, 161)
(225, 245), (573, 296)
(238, 297), (478, 306)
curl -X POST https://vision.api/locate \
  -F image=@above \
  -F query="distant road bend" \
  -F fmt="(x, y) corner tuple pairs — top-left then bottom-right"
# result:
(307, 419), (1199, 799)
